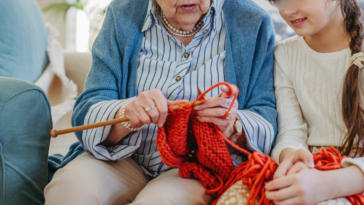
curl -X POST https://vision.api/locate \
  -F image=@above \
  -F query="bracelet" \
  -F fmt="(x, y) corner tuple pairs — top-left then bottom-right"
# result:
(118, 100), (145, 131)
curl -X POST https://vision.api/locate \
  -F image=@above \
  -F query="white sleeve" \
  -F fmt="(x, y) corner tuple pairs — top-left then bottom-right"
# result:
(81, 97), (143, 161)
(341, 158), (364, 174)
(271, 45), (309, 163)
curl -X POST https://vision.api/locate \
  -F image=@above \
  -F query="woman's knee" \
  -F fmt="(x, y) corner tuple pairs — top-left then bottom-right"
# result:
(45, 153), (148, 205)
(130, 169), (212, 205)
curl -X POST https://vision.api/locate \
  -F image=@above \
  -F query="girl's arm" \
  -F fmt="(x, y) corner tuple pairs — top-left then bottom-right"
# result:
(325, 165), (364, 199)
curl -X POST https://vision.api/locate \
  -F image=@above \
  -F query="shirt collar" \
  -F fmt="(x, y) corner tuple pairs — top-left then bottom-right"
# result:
(141, 0), (223, 32)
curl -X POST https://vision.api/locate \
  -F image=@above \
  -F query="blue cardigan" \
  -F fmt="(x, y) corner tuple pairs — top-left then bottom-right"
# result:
(48, 0), (277, 180)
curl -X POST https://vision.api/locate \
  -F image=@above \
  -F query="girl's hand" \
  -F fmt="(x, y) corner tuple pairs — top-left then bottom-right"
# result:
(193, 84), (239, 138)
(265, 162), (330, 205)
(125, 89), (187, 128)
(274, 148), (315, 179)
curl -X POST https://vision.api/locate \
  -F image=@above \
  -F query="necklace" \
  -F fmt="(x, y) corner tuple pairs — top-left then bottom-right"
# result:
(162, 13), (204, 38)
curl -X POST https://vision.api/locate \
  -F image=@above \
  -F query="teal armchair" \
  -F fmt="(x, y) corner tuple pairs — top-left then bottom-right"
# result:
(0, 77), (51, 205)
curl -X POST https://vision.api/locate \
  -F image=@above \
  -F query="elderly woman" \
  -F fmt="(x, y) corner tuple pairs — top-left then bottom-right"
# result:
(44, 0), (277, 204)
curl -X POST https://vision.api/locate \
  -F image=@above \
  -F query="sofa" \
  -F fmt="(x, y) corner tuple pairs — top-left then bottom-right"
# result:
(48, 51), (92, 156)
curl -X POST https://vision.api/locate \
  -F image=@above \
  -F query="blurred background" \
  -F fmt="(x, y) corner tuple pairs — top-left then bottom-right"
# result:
(36, 0), (295, 52)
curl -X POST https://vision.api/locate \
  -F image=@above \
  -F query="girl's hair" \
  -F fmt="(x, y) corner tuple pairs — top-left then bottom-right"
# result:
(269, 0), (364, 156)
(339, 0), (364, 157)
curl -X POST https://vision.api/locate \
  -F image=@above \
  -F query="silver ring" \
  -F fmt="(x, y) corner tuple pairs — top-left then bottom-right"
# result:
(145, 105), (155, 112)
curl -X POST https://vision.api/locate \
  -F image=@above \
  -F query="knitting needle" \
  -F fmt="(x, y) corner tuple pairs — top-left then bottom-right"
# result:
(50, 100), (204, 138)
(197, 86), (205, 100)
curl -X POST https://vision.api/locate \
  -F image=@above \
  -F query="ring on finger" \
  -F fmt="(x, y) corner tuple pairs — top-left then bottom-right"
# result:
(144, 105), (156, 113)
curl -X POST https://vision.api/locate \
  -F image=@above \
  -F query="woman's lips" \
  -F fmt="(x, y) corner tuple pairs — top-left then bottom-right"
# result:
(180, 4), (197, 12)
(291, 17), (307, 27)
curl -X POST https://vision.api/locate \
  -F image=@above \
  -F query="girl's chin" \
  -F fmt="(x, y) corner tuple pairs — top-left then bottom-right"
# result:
(292, 28), (314, 37)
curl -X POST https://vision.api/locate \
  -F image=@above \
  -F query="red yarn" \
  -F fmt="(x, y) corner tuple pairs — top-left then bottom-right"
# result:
(156, 82), (364, 205)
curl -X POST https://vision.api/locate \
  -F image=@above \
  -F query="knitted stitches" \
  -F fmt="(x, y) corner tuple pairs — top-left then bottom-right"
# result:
(156, 82), (364, 205)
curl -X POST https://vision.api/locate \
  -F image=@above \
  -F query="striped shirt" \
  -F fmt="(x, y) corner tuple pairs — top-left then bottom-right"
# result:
(81, 0), (274, 177)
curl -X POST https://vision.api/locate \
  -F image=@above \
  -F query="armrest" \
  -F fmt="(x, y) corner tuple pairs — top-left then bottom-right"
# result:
(0, 77), (51, 204)
(64, 51), (92, 94)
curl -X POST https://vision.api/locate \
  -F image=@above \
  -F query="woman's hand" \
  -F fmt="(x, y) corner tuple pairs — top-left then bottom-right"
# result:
(274, 148), (315, 179)
(193, 84), (238, 138)
(265, 162), (330, 205)
(125, 89), (187, 128)
(105, 89), (187, 146)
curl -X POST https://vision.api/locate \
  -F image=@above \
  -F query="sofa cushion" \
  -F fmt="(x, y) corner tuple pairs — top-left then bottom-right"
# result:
(0, 0), (48, 83)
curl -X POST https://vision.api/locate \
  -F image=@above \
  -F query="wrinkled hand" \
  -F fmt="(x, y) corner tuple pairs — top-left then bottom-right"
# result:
(194, 84), (238, 138)
(125, 89), (187, 128)
(274, 148), (314, 179)
(265, 162), (329, 205)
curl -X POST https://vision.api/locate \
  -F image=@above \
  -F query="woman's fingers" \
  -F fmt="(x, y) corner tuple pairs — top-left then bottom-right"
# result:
(219, 84), (238, 98)
(197, 107), (231, 118)
(273, 159), (293, 179)
(167, 99), (189, 106)
(125, 89), (171, 127)
(194, 96), (233, 110)
(152, 94), (169, 127)
(196, 116), (232, 128)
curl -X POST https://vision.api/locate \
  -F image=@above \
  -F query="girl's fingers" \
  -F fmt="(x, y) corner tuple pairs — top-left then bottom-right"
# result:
(273, 159), (293, 179)
(265, 175), (293, 191)
(265, 186), (297, 202)
(273, 197), (302, 205)
(294, 149), (314, 168)
(286, 162), (307, 176)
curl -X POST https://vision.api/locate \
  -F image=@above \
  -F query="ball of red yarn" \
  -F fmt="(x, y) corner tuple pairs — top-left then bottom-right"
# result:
(156, 82), (364, 205)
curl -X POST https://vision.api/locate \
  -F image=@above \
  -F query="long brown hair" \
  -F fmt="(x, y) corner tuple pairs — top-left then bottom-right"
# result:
(269, 0), (364, 156)
(340, 0), (364, 156)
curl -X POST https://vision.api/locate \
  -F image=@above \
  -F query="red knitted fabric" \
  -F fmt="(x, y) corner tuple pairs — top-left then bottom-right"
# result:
(156, 82), (364, 205)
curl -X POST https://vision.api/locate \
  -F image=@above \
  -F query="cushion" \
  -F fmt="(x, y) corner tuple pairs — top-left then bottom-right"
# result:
(0, 0), (48, 83)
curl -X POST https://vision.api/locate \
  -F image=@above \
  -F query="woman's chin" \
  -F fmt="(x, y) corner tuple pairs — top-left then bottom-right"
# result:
(180, 24), (196, 31)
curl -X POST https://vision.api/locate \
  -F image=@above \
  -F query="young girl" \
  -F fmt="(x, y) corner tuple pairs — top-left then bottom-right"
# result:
(217, 0), (364, 204)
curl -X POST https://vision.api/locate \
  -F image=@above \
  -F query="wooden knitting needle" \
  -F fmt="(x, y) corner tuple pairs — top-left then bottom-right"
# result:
(197, 86), (206, 100)
(50, 100), (204, 138)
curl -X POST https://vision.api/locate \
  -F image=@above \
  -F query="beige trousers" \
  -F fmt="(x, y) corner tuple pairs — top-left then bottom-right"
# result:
(44, 152), (212, 205)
